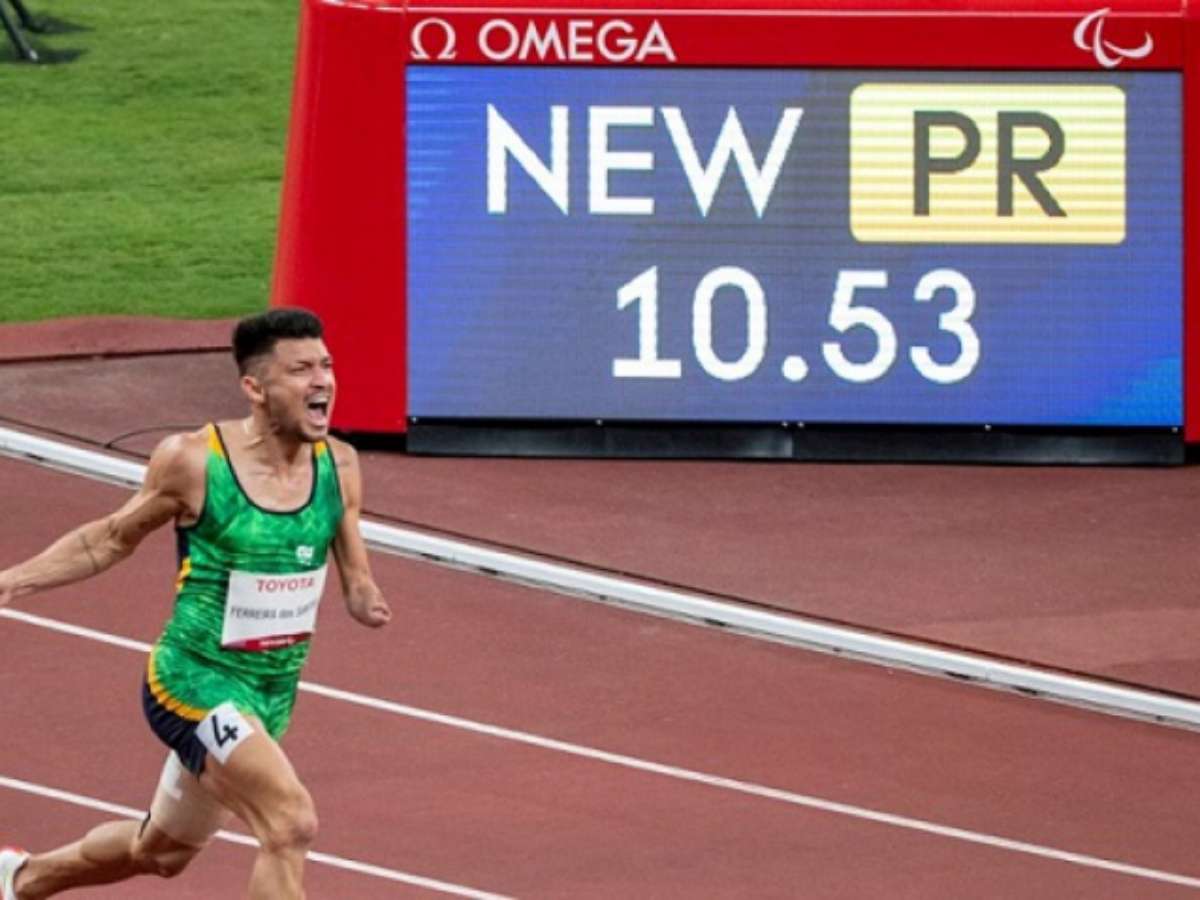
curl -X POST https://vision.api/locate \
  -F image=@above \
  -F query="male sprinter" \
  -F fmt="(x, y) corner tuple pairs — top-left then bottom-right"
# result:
(0, 308), (390, 899)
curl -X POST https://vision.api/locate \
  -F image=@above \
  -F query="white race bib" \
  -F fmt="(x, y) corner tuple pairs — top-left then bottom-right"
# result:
(197, 702), (255, 764)
(221, 566), (328, 651)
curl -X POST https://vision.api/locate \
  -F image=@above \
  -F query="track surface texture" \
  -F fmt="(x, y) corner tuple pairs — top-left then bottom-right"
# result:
(1, 318), (1198, 897)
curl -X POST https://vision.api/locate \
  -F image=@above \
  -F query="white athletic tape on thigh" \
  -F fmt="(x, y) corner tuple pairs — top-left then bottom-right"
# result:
(150, 753), (232, 847)
(197, 702), (253, 766)
(156, 753), (186, 802)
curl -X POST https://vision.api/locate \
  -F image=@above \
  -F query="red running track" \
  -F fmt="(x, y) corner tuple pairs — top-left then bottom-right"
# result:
(3, 457), (1200, 897)
(3, 351), (1200, 698)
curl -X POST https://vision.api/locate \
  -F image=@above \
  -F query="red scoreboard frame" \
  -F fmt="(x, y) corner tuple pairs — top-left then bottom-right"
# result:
(271, 0), (1200, 446)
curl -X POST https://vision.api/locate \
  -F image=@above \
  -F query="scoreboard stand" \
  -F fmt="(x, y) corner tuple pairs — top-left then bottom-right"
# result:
(405, 422), (1183, 465)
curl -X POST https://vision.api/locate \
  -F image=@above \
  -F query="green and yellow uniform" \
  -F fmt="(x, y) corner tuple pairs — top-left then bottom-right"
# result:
(142, 424), (343, 774)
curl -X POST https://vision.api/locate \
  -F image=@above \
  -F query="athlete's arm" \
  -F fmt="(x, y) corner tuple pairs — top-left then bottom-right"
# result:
(0, 432), (204, 607)
(330, 439), (391, 628)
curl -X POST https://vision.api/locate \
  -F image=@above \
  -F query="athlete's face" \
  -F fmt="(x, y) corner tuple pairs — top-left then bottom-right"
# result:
(253, 338), (336, 442)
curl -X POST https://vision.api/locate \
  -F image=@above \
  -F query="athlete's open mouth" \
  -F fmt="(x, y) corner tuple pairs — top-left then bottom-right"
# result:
(305, 396), (330, 427)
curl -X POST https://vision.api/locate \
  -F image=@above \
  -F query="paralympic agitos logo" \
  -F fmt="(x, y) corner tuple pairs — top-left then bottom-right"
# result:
(410, 16), (676, 64)
(1073, 8), (1154, 69)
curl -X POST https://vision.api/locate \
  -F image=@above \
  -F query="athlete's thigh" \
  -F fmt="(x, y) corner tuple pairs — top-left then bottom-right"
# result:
(196, 708), (311, 832)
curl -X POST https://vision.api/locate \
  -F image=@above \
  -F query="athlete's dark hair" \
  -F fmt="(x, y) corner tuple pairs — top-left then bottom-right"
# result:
(233, 307), (324, 375)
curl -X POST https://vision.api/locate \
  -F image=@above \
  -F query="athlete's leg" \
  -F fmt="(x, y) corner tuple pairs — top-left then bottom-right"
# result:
(10, 818), (200, 899)
(198, 711), (317, 900)
(11, 753), (228, 899)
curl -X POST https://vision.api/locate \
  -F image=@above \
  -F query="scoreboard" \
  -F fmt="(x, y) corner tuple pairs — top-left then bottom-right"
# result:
(272, 0), (1199, 462)
(408, 67), (1179, 429)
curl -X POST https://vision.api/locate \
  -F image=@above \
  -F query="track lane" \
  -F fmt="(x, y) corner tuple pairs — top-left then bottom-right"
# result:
(3, 457), (1200, 897)
(0, 789), (265, 900)
(5, 623), (1199, 899)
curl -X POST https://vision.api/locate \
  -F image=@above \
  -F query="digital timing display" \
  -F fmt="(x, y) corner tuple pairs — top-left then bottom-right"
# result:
(407, 68), (1182, 427)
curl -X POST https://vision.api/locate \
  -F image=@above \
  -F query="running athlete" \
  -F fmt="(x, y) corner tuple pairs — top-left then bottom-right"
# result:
(0, 308), (391, 899)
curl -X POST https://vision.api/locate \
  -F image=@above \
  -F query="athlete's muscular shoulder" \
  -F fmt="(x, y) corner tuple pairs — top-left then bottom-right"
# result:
(141, 429), (210, 525)
(324, 434), (359, 469)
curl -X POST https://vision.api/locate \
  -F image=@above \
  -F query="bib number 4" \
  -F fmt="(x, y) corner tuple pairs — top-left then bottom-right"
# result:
(198, 702), (254, 765)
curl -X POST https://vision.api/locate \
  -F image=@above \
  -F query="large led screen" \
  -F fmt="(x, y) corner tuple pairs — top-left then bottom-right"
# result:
(407, 68), (1181, 426)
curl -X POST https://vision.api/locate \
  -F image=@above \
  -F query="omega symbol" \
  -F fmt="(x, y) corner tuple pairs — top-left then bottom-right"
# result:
(411, 18), (457, 61)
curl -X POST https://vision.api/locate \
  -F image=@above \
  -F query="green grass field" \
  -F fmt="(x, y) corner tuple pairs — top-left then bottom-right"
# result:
(0, 1), (299, 321)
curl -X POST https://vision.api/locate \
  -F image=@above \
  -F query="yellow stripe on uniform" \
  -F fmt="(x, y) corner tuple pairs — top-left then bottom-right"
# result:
(174, 557), (192, 594)
(314, 440), (328, 458)
(146, 649), (208, 722)
(206, 423), (224, 457)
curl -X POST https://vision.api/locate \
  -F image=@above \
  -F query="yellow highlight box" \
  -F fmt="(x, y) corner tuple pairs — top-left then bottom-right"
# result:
(850, 84), (1126, 244)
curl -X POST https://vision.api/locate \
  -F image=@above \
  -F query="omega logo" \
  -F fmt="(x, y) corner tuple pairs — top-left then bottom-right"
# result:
(411, 17), (457, 61)
(409, 17), (675, 64)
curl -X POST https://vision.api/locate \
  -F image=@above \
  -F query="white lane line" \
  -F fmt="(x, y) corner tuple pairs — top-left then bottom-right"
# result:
(1, 608), (152, 652)
(0, 775), (512, 899)
(3, 608), (1199, 891)
(2, 424), (1199, 730)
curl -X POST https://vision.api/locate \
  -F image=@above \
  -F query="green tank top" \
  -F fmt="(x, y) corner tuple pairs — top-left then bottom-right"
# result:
(157, 423), (344, 678)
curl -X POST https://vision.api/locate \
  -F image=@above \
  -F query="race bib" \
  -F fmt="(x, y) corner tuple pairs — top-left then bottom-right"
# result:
(221, 566), (328, 651)
(197, 702), (254, 765)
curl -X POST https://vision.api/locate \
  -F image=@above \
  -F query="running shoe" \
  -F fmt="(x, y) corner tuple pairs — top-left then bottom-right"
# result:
(0, 847), (28, 900)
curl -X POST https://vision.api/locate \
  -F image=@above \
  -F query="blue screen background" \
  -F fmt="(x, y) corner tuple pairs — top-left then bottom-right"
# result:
(407, 67), (1182, 426)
